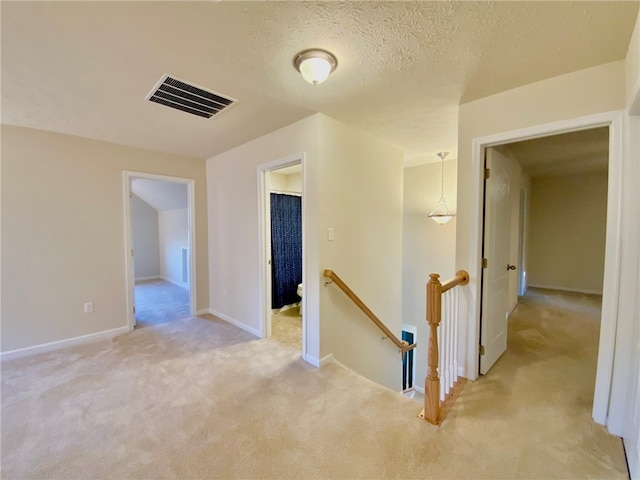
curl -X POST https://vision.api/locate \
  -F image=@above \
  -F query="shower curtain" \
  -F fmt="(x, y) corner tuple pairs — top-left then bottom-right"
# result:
(270, 193), (302, 309)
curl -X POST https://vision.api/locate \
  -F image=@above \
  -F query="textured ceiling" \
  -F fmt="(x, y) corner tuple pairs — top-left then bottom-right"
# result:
(1, 2), (637, 165)
(501, 127), (610, 178)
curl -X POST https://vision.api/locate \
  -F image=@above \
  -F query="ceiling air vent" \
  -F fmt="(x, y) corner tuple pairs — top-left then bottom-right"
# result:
(146, 74), (236, 119)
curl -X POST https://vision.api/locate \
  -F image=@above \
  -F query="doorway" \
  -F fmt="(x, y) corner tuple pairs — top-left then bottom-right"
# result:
(468, 112), (622, 426)
(258, 156), (305, 355)
(479, 128), (610, 422)
(123, 171), (197, 330)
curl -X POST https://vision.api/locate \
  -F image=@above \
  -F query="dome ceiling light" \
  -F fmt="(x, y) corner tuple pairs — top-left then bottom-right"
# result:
(293, 49), (337, 86)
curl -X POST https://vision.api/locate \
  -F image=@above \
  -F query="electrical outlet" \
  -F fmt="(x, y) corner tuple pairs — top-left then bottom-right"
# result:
(327, 227), (335, 241)
(84, 302), (94, 314)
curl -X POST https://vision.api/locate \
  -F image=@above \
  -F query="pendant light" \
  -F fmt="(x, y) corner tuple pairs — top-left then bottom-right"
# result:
(428, 152), (456, 225)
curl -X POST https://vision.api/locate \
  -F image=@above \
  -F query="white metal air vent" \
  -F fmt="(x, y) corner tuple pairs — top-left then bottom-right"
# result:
(146, 74), (236, 119)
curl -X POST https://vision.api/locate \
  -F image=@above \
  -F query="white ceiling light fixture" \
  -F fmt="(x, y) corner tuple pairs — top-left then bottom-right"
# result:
(428, 152), (456, 225)
(294, 49), (337, 86)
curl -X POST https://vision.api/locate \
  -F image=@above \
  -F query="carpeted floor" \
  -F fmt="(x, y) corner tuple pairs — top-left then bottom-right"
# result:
(271, 306), (302, 349)
(0, 288), (628, 479)
(135, 279), (190, 328)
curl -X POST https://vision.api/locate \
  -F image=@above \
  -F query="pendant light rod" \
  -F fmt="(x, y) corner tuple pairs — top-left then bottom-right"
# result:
(437, 151), (449, 199)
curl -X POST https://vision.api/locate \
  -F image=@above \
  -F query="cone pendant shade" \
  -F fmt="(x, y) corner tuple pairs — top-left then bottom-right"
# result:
(428, 197), (455, 224)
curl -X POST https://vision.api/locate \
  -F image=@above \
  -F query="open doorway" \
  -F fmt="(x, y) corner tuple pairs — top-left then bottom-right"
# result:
(258, 158), (305, 354)
(478, 126), (610, 412)
(123, 172), (197, 330)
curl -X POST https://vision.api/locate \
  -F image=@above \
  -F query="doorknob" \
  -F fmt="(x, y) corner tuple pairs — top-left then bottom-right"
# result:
(507, 264), (516, 271)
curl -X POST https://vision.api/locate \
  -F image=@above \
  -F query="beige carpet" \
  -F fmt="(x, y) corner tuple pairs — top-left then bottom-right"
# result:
(271, 307), (302, 349)
(134, 279), (190, 328)
(0, 288), (628, 479)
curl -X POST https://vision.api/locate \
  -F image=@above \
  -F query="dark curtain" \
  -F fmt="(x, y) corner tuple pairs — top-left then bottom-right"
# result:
(271, 193), (302, 309)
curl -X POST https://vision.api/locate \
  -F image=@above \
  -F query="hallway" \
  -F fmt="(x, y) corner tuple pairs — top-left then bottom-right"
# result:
(457, 287), (623, 476)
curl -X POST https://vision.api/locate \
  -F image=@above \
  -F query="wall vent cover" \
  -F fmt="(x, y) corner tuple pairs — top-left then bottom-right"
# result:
(145, 74), (236, 119)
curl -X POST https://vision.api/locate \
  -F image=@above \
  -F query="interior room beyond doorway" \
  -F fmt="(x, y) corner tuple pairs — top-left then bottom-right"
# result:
(268, 163), (303, 350)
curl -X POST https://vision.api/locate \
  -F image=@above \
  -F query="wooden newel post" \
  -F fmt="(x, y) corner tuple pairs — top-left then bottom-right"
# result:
(425, 273), (442, 424)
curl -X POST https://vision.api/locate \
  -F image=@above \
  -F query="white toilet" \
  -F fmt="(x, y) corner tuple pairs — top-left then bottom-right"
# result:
(297, 283), (303, 299)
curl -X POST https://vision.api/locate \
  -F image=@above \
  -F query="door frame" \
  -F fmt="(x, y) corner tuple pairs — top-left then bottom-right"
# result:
(257, 153), (307, 358)
(123, 171), (197, 330)
(517, 189), (527, 297)
(466, 110), (624, 427)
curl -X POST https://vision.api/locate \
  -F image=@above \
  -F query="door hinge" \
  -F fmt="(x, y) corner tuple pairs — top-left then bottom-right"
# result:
(479, 345), (485, 355)
(482, 258), (488, 268)
(133, 306), (136, 314)
(131, 249), (134, 257)
(484, 168), (491, 179)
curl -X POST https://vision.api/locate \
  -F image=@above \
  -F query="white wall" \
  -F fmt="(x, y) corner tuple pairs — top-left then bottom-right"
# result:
(286, 173), (302, 193)
(207, 114), (321, 350)
(159, 208), (189, 289)
(402, 160), (457, 388)
(317, 115), (404, 390)
(1, 125), (208, 353)
(207, 113), (404, 390)
(528, 172), (608, 294)
(269, 172), (302, 194)
(132, 194), (160, 280)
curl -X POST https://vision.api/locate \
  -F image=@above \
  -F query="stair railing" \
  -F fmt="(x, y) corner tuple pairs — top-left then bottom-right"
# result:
(420, 270), (469, 425)
(323, 270), (416, 356)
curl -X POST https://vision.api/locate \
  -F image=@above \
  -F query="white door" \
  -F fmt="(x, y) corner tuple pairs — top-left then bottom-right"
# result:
(480, 148), (512, 374)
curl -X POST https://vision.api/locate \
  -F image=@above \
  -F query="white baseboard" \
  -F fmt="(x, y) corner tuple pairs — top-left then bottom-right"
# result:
(134, 275), (162, 282)
(196, 308), (210, 316)
(303, 353), (333, 368)
(458, 366), (468, 379)
(207, 309), (261, 338)
(528, 284), (602, 295)
(0, 326), (130, 361)
(159, 276), (189, 290)
(319, 354), (334, 367)
(303, 353), (320, 367)
(508, 301), (518, 316)
(414, 385), (425, 394)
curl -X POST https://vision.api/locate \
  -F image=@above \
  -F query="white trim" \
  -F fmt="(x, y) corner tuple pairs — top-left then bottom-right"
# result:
(304, 353), (334, 368)
(208, 309), (261, 338)
(270, 190), (302, 197)
(508, 301), (518, 316)
(466, 111), (624, 430)
(0, 327), (129, 361)
(527, 284), (603, 295)
(414, 385), (426, 395)
(196, 308), (210, 316)
(257, 154), (309, 364)
(134, 276), (163, 282)
(123, 171), (197, 331)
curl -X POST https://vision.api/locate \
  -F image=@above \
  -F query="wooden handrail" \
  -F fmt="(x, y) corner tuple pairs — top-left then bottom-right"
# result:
(422, 269), (469, 425)
(441, 270), (470, 293)
(323, 270), (416, 355)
